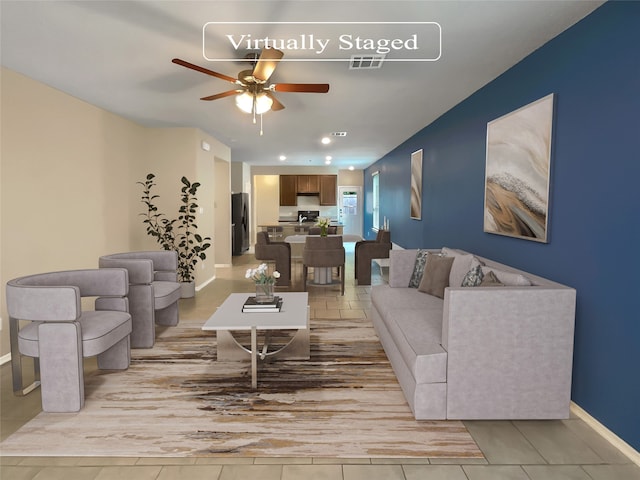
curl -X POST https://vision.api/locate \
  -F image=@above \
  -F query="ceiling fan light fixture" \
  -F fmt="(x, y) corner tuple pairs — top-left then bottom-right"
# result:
(235, 91), (273, 115)
(235, 92), (254, 114)
(254, 92), (273, 114)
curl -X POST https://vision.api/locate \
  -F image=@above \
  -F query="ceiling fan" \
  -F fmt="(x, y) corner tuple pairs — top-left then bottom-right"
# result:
(172, 48), (329, 130)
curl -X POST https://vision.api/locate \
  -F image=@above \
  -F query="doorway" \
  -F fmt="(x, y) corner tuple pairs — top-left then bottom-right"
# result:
(338, 186), (363, 237)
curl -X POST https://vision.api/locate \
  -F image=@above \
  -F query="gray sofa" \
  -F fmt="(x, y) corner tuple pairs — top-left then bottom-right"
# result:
(370, 247), (576, 420)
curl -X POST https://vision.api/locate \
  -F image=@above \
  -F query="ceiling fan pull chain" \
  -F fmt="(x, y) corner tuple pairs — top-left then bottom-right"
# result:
(260, 113), (264, 136)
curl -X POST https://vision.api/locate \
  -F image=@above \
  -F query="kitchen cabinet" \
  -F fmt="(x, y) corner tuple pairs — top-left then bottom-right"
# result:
(279, 175), (297, 206)
(319, 175), (337, 205)
(297, 175), (320, 194)
(279, 174), (337, 205)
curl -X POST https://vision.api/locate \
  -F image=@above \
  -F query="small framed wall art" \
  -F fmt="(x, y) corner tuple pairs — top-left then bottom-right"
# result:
(484, 93), (555, 242)
(410, 149), (423, 220)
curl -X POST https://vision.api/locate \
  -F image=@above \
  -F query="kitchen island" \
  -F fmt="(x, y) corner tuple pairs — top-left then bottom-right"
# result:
(258, 222), (343, 240)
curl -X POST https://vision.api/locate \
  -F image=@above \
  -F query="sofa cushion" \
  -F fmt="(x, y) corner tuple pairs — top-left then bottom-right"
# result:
(408, 249), (429, 288)
(371, 285), (447, 384)
(442, 247), (477, 287)
(479, 270), (504, 286)
(418, 254), (454, 299)
(372, 284), (442, 319)
(481, 267), (532, 286)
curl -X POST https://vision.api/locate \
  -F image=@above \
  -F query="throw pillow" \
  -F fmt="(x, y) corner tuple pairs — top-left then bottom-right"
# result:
(408, 249), (429, 288)
(441, 247), (477, 287)
(481, 267), (532, 286)
(479, 270), (504, 287)
(418, 254), (455, 298)
(461, 264), (484, 287)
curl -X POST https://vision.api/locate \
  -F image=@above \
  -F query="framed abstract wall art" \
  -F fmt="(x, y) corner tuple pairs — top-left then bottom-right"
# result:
(484, 93), (555, 242)
(410, 149), (423, 220)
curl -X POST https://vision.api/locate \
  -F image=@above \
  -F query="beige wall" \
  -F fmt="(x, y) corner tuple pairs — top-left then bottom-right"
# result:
(338, 168), (364, 186)
(214, 157), (231, 267)
(1, 68), (141, 356)
(0, 68), (231, 357)
(252, 175), (280, 245)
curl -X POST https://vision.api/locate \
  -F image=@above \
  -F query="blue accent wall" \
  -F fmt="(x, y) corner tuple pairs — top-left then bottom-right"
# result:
(364, 1), (640, 451)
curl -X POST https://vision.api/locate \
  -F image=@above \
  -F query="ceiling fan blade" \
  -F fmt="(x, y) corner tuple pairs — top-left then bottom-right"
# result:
(200, 90), (243, 101)
(272, 83), (330, 93)
(252, 48), (284, 82)
(267, 92), (285, 111)
(172, 58), (238, 84)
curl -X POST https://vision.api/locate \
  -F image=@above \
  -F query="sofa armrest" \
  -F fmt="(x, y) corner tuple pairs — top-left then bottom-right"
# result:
(443, 286), (576, 418)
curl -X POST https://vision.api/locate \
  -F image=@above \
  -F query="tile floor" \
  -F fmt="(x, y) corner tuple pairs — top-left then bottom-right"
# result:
(2, 245), (639, 479)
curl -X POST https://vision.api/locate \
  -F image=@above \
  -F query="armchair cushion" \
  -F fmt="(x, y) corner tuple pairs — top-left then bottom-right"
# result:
(18, 310), (132, 358)
(154, 281), (183, 309)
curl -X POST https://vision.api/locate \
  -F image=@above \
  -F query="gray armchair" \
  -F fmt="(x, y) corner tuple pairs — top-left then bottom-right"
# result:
(7, 269), (132, 412)
(99, 251), (181, 348)
(303, 236), (345, 295)
(254, 231), (291, 286)
(354, 229), (391, 285)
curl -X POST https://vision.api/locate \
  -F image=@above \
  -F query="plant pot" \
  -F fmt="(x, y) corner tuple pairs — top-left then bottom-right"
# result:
(180, 281), (196, 299)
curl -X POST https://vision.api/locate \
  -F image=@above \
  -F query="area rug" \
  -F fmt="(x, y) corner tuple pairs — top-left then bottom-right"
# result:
(1, 315), (483, 458)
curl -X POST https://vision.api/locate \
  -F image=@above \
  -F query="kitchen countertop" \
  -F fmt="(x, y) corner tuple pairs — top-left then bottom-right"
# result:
(259, 222), (343, 227)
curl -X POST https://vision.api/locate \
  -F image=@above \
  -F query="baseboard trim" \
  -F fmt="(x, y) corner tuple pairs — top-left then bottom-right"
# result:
(570, 401), (640, 466)
(196, 274), (216, 292)
(0, 352), (11, 366)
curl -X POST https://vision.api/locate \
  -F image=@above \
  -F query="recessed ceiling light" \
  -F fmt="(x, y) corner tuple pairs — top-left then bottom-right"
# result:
(348, 166), (355, 171)
(321, 137), (331, 145)
(279, 155), (286, 161)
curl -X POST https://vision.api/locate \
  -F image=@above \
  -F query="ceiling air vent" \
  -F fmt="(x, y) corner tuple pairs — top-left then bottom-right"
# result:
(331, 132), (347, 137)
(349, 54), (385, 70)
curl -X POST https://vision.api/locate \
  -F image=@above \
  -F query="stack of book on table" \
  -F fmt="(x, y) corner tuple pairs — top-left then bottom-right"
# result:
(242, 296), (283, 313)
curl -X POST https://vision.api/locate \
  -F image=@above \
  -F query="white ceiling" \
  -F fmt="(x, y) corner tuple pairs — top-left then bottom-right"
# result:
(1, 1), (603, 169)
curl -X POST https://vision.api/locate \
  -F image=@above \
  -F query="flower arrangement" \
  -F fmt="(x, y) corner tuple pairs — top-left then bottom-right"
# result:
(315, 217), (330, 236)
(246, 263), (280, 302)
(245, 263), (280, 284)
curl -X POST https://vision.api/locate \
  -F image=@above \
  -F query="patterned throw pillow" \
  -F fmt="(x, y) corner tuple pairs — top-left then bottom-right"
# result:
(408, 249), (429, 288)
(461, 264), (484, 287)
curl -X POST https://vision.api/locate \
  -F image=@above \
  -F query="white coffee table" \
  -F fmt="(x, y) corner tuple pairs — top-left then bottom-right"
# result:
(202, 292), (309, 389)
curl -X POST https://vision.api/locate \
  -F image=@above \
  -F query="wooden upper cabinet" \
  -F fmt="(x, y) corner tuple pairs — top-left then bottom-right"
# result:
(297, 175), (320, 194)
(279, 175), (298, 206)
(279, 174), (337, 206)
(319, 175), (337, 206)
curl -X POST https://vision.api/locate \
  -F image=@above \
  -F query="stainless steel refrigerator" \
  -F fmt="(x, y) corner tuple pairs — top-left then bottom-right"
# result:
(231, 192), (249, 256)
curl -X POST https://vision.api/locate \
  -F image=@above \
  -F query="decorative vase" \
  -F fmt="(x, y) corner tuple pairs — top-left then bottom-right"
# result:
(320, 225), (328, 237)
(255, 282), (275, 303)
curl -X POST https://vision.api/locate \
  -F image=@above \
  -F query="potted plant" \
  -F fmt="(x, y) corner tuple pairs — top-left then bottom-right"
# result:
(138, 173), (211, 298)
